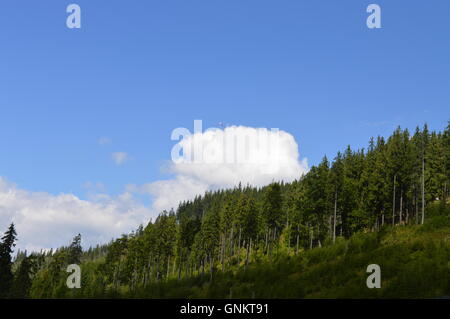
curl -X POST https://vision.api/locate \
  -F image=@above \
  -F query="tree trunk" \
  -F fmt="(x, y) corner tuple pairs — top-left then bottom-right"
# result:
(333, 190), (337, 244)
(172, 256), (176, 277)
(287, 222), (291, 254)
(415, 190), (419, 224)
(209, 254), (213, 282)
(245, 240), (250, 270)
(399, 189), (403, 224)
(265, 227), (269, 254)
(421, 156), (425, 224)
(166, 257), (170, 281)
(221, 234), (225, 272)
(238, 227), (242, 252)
(202, 259), (205, 277)
(230, 227), (234, 257)
(392, 174), (396, 226)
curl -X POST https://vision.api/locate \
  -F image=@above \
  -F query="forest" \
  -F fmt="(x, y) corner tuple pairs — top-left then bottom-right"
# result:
(0, 122), (449, 298)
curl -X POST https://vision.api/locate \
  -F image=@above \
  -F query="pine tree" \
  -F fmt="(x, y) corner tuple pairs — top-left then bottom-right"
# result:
(0, 223), (18, 298)
(11, 256), (33, 298)
(443, 121), (450, 200)
(330, 152), (344, 242)
(67, 233), (83, 265)
(16, 121), (450, 298)
(262, 183), (283, 236)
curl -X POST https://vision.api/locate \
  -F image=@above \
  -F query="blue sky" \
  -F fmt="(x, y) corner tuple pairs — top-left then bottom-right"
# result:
(0, 1), (449, 249)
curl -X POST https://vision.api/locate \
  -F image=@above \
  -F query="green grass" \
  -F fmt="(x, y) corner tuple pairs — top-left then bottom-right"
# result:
(34, 205), (450, 299)
(125, 214), (450, 299)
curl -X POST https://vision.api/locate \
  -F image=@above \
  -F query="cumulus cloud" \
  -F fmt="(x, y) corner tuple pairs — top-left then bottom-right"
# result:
(138, 126), (308, 213)
(112, 152), (129, 165)
(0, 178), (151, 251)
(0, 125), (307, 252)
(139, 176), (209, 214)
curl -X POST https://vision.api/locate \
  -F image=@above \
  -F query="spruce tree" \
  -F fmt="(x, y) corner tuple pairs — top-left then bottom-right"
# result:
(67, 233), (83, 265)
(0, 223), (18, 298)
(262, 183), (283, 235)
(11, 256), (33, 298)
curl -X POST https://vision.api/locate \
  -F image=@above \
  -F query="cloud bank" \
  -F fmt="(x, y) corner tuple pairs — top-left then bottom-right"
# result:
(138, 126), (308, 214)
(0, 126), (307, 251)
(0, 178), (151, 252)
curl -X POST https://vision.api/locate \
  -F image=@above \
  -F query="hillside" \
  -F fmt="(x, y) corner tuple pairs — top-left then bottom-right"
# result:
(32, 203), (450, 299)
(1, 122), (449, 299)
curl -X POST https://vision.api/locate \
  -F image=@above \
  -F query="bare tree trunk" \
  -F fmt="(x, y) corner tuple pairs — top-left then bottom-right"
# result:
(156, 256), (160, 281)
(166, 257), (170, 281)
(274, 227), (278, 255)
(287, 222), (291, 254)
(333, 190), (337, 243)
(221, 234), (225, 272)
(444, 181), (448, 202)
(172, 256), (176, 277)
(202, 259), (205, 277)
(265, 227), (269, 253)
(147, 254), (152, 286)
(286, 210), (289, 228)
(392, 174), (396, 226)
(209, 254), (213, 282)
(230, 227), (234, 257)
(421, 156), (425, 224)
(415, 190), (419, 224)
(238, 227), (242, 252)
(142, 265), (146, 286)
(245, 240), (250, 270)
(399, 189), (403, 224)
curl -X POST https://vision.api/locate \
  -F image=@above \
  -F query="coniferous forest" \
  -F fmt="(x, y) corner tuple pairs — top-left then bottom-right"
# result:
(1, 122), (449, 299)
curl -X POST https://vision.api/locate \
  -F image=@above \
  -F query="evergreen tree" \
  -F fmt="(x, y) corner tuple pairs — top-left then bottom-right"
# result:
(15, 121), (450, 299)
(11, 256), (33, 298)
(67, 233), (83, 265)
(262, 183), (283, 235)
(0, 223), (18, 298)
(330, 152), (344, 242)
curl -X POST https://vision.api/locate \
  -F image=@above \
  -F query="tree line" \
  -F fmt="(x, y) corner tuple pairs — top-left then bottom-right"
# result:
(1, 122), (449, 298)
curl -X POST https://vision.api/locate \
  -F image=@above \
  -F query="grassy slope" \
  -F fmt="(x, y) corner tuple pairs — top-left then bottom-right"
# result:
(123, 214), (450, 299)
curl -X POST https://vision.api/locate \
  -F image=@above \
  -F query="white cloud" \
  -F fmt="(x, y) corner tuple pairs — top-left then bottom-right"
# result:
(0, 126), (308, 252)
(138, 176), (209, 214)
(112, 152), (129, 165)
(139, 126), (308, 213)
(0, 178), (151, 252)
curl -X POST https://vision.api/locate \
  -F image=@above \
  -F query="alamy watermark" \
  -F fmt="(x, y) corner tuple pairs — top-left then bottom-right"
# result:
(66, 4), (81, 29)
(170, 120), (282, 174)
(66, 264), (81, 289)
(367, 4), (382, 29)
(366, 264), (381, 289)
(63, 4), (382, 30)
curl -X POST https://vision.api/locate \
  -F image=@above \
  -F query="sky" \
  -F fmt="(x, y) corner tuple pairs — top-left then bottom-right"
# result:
(0, 1), (449, 251)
